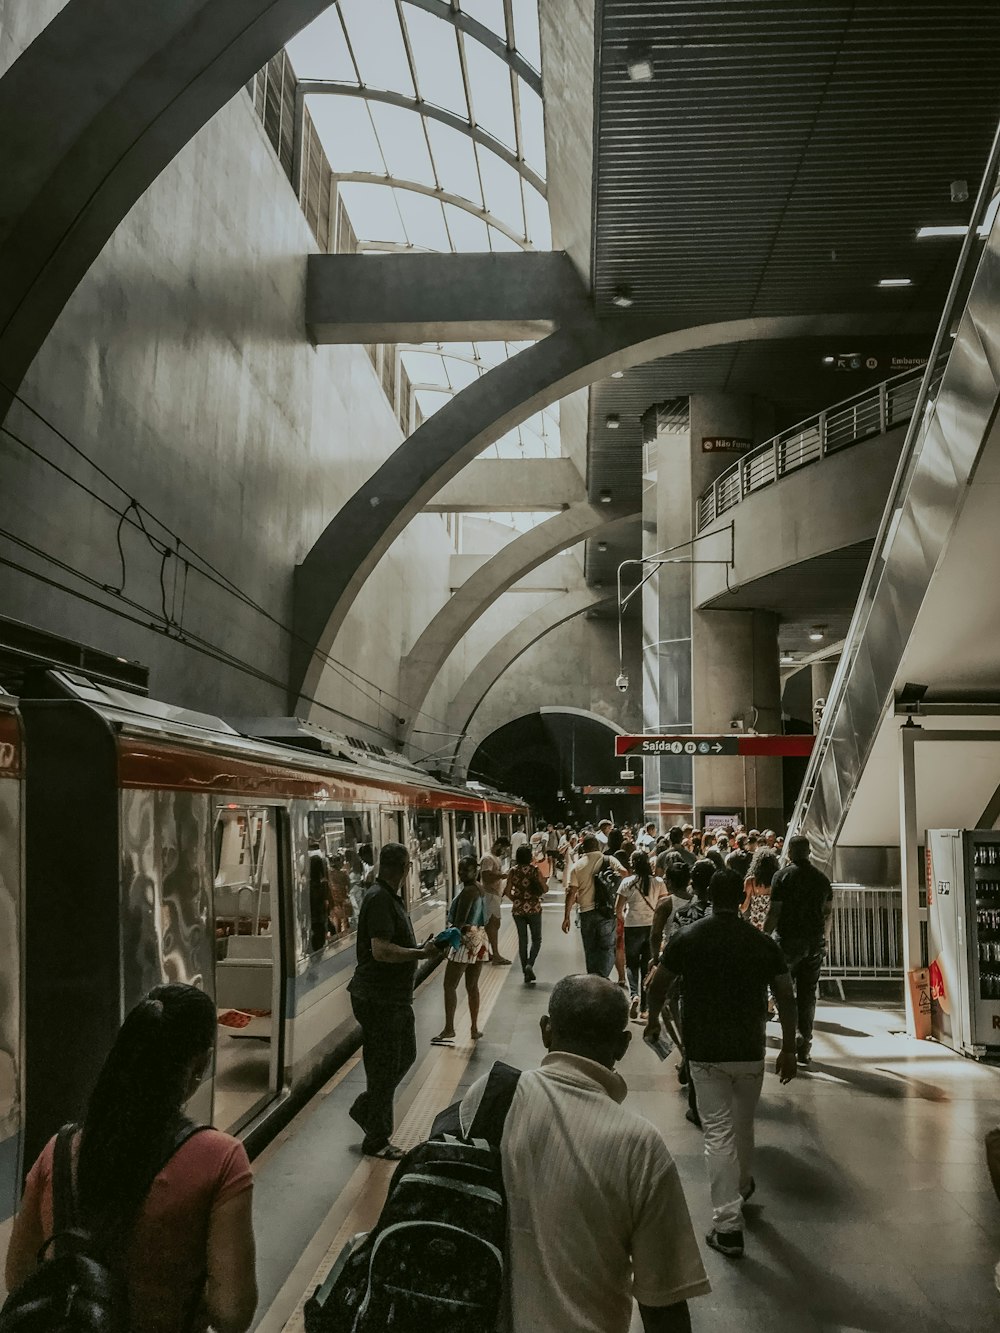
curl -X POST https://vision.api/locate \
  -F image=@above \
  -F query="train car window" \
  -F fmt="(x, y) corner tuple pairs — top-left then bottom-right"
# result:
(455, 815), (477, 861)
(409, 811), (448, 907)
(214, 806), (275, 937)
(306, 808), (374, 951)
(212, 805), (283, 1133)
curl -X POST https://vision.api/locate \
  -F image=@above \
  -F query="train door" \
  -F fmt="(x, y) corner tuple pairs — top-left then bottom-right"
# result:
(211, 803), (286, 1134)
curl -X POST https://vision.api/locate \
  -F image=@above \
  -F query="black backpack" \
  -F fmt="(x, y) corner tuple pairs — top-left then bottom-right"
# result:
(305, 1061), (520, 1333)
(592, 857), (620, 919)
(0, 1121), (207, 1333)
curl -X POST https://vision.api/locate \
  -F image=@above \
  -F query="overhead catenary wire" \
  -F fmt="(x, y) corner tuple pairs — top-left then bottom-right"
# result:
(0, 384), (455, 734)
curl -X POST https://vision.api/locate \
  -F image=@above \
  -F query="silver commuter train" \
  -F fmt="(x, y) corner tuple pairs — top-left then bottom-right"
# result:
(0, 671), (529, 1223)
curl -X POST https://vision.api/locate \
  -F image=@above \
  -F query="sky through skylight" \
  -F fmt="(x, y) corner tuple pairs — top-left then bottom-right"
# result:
(286, 0), (559, 463)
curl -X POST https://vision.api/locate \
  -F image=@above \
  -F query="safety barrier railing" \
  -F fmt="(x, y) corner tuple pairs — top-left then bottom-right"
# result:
(695, 359), (941, 533)
(822, 885), (904, 986)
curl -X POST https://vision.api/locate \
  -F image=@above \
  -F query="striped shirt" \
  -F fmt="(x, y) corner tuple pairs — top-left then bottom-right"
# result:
(460, 1052), (710, 1332)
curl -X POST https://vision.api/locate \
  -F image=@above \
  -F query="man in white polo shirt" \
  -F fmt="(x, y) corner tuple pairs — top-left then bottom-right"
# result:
(460, 975), (710, 1332)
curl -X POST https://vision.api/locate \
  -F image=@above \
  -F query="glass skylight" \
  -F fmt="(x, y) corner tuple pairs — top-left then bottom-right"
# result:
(285, 1), (558, 455)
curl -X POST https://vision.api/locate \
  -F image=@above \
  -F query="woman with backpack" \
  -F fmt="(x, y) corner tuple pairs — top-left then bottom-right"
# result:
(4, 983), (257, 1333)
(431, 855), (489, 1045)
(615, 850), (669, 1020)
(507, 844), (548, 984)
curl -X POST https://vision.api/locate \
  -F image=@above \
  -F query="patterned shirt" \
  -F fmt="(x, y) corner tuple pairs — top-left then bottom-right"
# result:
(508, 864), (546, 915)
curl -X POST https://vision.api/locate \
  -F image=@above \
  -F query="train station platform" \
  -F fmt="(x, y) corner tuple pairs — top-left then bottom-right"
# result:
(248, 887), (1000, 1333)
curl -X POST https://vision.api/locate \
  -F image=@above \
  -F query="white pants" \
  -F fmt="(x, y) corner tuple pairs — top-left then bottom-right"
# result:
(690, 1059), (765, 1232)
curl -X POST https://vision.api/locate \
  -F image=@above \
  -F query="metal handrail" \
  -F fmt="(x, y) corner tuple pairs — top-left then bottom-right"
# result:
(789, 117), (1000, 857)
(694, 358), (943, 533)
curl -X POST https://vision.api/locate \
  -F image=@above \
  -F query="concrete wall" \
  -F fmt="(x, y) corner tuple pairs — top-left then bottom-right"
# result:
(0, 6), (454, 742)
(459, 614), (643, 772)
(692, 426), (905, 608)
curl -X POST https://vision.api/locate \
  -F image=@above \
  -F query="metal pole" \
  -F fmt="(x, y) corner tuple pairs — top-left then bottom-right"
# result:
(898, 721), (921, 1035)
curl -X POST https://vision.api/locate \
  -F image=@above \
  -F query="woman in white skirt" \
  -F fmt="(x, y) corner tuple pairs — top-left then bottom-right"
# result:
(432, 856), (490, 1045)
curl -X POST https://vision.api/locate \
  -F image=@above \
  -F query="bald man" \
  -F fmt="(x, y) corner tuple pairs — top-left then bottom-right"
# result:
(460, 975), (709, 1332)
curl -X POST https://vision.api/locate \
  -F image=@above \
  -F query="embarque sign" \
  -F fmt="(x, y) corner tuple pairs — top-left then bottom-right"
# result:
(614, 734), (815, 758)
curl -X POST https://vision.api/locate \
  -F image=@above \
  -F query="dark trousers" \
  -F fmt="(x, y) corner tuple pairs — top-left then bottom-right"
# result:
(579, 910), (616, 977)
(350, 995), (417, 1152)
(778, 938), (826, 1045)
(624, 925), (651, 1006)
(514, 914), (542, 970)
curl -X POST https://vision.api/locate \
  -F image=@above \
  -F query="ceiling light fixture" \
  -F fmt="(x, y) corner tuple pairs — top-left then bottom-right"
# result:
(599, 489), (613, 505)
(606, 413), (621, 429)
(612, 285), (634, 309)
(808, 625), (827, 642)
(878, 277), (912, 288)
(781, 654), (796, 665)
(597, 541), (608, 552)
(611, 370), (625, 379)
(625, 43), (654, 82)
(822, 355), (835, 364)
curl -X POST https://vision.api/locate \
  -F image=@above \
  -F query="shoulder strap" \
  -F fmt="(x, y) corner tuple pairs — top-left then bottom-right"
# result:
(468, 1061), (521, 1148)
(52, 1124), (80, 1252)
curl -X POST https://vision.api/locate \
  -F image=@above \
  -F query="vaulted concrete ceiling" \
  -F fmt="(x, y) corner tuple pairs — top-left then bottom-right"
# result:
(583, 0), (1000, 572)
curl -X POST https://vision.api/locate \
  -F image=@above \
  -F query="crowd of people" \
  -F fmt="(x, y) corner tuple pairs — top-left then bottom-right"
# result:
(0, 818), (938, 1333)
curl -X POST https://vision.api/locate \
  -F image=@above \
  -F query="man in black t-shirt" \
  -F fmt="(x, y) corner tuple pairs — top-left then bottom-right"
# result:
(764, 835), (834, 1066)
(348, 842), (441, 1159)
(645, 870), (798, 1260)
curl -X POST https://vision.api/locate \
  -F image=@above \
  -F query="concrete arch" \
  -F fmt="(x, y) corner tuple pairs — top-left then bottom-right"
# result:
(398, 504), (639, 744)
(445, 587), (609, 754)
(292, 309), (926, 702)
(0, 0), (335, 421)
(457, 705), (624, 778)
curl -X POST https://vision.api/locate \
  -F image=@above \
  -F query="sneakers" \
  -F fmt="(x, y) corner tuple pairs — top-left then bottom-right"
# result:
(740, 1177), (756, 1203)
(629, 995), (640, 1019)
(796, 1038), (812, 1066)
(523, 965), (536, 985)
(706, 1229), (744, 1258)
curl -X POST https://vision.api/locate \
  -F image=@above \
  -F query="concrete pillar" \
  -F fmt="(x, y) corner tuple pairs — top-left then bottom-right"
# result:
(691, 608), (784, 831)
(644, 392), (781, 828)
(811, 660), (838, 733)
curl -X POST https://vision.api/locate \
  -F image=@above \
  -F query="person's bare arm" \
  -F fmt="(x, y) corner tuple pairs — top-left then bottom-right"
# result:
(616, 893), (628, 923)
(762, 899), (782, 936)
(639, 1300), (692, 1333)
(371, 937), (439, 963)
(4, 1189), (44, 1292)
(771, 971), (798, 1083)
(644, 964), (678, 1037)
(649, 899), (672, 954)
(741, 879), (754, 917)
(562, 877), (579, 932)
(204, 1190), (258, 1333)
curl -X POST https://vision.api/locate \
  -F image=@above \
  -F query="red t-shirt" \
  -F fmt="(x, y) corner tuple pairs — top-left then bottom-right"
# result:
(21, 1129), (252, 1333)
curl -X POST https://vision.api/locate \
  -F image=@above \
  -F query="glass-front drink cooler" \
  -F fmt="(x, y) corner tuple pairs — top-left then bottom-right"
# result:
(925, 829), (1000, 1059)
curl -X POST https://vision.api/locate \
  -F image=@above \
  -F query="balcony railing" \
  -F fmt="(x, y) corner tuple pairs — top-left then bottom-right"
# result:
(694, 358), (945, 533)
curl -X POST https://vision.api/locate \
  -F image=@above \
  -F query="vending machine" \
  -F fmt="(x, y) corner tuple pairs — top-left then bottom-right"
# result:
(925, 829), (1000, 1059)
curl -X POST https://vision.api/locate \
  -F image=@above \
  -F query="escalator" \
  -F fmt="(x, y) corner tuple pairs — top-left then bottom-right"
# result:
(791, 126), (1000, 869)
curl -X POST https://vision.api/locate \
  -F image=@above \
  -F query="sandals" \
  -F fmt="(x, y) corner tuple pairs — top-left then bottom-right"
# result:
(431, 1036), (455, 1047)
(366, 1142), (405, 1161)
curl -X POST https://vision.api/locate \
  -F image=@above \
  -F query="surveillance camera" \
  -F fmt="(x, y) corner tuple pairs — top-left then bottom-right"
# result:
(615, 673), (629, 693)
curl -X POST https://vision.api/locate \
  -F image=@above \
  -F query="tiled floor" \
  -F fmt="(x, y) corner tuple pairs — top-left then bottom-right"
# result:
(250, 895), (1000, 1332)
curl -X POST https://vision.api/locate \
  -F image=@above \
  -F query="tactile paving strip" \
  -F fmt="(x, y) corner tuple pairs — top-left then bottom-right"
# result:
(270, 919), (518, 1333)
